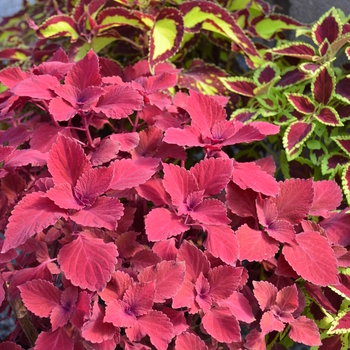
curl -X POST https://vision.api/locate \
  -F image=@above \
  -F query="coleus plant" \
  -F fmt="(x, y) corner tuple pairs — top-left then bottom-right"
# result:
(221, 7), (350, 205)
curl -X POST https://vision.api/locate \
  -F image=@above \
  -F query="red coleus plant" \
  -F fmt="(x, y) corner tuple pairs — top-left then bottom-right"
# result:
(0, 15), (350, 348)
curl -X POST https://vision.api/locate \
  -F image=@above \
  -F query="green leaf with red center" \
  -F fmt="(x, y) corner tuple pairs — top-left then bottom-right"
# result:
(315, 106), (342, 126)
(97, 7), (150, 32)
(335, 77), (350, 104)
(180, 1), (260, 60)
(270, 42), (317, 60)
(311, 64), (335, 105)
(221, 77), (257, 97)
(283, 121), (315, 155)
(286, 93), (315, 114)
(312, 7), (342, 46)
(178, 60), (227, 96)
(37, 15), (79, 42)
(149, 8), (183, 73)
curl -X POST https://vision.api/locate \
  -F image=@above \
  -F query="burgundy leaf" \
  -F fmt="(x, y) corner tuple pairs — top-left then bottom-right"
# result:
(320, 209), (350, 246)
(226, 182), (257, 218)
(35, 328), (73, 350)
(283, 231), (338, 286)
(58, 234), (118, 291)
(284, 121), (314, 154)
(312, 65), (334, 104)
(48, 134), (91, 187)
(313, 8), (340, 45)
(145, 208), (188, 241)
(93, 85), (143, 119)
(81, 303), (116, 344)
(315, 106), (342, 126)
(202, 224), (239, 266)
(202, 307), (241, 343)
(275, 178), (313, 225)
(222, 77), (257, 97)
(125, 310), (174, 350)
(0, 343), (23, 350)
(286, 93), (315, 114)
(236, 224), (279, 262)
(138, 260), (185, 303)
(19, 279), (61, 317)
(2, 192), (67, 253)
(289, 316), (322, 346)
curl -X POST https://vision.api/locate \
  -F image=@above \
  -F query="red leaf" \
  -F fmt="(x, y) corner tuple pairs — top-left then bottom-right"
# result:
(195, 273), (212, 312)
(161, 308), (188, 336)
(175, 332), (208, 350)
(0, 342), (23, 350)
(49, 97), (78, 121)
(236, 224), (279, 262)
(266, 220), (296, 245)
(152, 238), (178, 261)
(2, 192), (67, 253)
(124, 282), (155, 317)
(163, 125), (202, 148)
(34, 328), (74, 350)
(110, 158), (159, 190)
(138, 260), (185, 303)
(232, 161), (279, 197)
(70, 291), (90, 328)
(98, 270), (132, 304)
(190, 199), (230, 225)
(283, 231), (338, 286)
(208, 265), (242, 301)
(45, 183), (83, 210)
(260, 310), (285, 334)
(320, 209), (350, 246)
(104, 299), (137, 328)
(130, 250), (161, 271)
(110, 132), (139, 152)
(145, 208), (188, 241)
(58, 234), (118, 291)
(163, 162), (198, 207)
(3, 149), (48, 171)
(0, 66), (31, 89)
(88, 137), (120, 166)
(93, 85), (143, 119)
(48, 134), (91, 187)
(70, 197), (124, 230)
(275, 178), (314, 225)
(12, 74), (60, 99)
(244, 329), (266, 350)
(177, 240), (210, 283)
(186, 90), (226, 136)
(81, 303), (116, 343)
(125, 310), (174, 350)
(65, 49), (101, 90)
(253, 281), (277, 311)
(218, 291), (255, 323)
(276, 284), (299, 313)
(226, 182), (257, 218)
(137, 176), (172, 206)
(202, 307), (241, 343)
(190, 158), (233, 196)
(310, 180), (342, 217)
(202, 224), (239, 266)
(289, 316), (322, 346)
(19, 279), (61, 317)
(172, 280), (198, 313)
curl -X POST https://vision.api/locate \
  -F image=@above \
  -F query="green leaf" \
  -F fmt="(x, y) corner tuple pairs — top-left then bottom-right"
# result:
(307, 140), (321, 150)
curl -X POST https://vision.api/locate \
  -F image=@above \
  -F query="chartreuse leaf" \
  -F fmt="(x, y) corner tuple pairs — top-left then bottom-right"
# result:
(97, 7), (150, 32)
(254, 14), (306, 40)
(37, 15), (79, 41)
(180, 1), (260, 60)
(73, 37), (118, 61)
(149, 8), (184, 72)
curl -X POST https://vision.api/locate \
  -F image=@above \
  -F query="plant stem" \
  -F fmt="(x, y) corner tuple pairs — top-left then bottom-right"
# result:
(81, 113), (94, 148)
